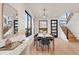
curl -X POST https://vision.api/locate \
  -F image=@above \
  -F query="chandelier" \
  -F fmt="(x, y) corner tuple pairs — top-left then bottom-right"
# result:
(43, 8), (46, 18)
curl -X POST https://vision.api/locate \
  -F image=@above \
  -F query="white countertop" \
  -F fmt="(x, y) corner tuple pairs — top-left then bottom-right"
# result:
(0, 35), (34, 55)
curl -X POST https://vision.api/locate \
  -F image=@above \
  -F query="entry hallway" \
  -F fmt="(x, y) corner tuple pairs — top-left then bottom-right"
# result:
(22, 38), (79, 55)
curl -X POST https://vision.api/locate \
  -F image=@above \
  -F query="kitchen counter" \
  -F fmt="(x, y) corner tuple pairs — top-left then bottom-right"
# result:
(0, 35), (34, 55)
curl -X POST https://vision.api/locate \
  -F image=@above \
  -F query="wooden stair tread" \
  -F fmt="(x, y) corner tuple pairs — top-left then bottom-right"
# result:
(62, 27), (77, 42)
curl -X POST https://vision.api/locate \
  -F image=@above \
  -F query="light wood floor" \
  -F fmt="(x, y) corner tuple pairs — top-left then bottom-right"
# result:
(24, 38), (79, 55)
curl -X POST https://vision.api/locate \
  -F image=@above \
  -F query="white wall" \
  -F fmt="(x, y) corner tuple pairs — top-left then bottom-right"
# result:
(0, 4), (3, 39)
(67, 13), (79, 39)
(3, 3), (16, 17)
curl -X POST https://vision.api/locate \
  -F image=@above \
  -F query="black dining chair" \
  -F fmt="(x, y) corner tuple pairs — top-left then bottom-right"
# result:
(40, 37), (50, 51)
(35, 37), (43, 50)
(37, 37), (42, 46)
(34, 33), (38, 46)
(46, 37), (54, 51)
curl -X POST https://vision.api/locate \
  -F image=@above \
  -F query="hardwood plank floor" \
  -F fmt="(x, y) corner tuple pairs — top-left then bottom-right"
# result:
(24, 38), (79, 55)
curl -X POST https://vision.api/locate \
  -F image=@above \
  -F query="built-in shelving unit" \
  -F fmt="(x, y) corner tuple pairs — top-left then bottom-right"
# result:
(51, 20), (58, 37)
(14, 20), (18, 34)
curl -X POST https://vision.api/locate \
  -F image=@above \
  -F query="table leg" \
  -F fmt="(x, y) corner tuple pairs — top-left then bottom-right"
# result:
(53, 39), (54, 51)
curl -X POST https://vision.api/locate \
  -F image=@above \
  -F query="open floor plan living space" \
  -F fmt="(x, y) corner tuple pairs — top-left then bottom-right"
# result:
(0, 3), (79, 55)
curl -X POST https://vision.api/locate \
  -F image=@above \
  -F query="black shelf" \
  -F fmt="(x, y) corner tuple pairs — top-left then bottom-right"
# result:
(14, 20), (18, 34)
(51, 20), (58, 37)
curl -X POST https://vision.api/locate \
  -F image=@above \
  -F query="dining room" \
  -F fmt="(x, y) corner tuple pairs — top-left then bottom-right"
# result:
(1, 3), (79, 55)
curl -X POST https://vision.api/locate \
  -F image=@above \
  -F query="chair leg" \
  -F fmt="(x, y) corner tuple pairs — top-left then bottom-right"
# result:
(39, 41), (41, 47)
(34, 41), (35, 46)
(41, 45), (44, 51)
(48, 44), (49, 52)
(53, 40), (54, 51)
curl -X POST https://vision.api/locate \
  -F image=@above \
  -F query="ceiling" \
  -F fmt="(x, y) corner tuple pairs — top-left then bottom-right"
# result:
(25, 3), (79, 19)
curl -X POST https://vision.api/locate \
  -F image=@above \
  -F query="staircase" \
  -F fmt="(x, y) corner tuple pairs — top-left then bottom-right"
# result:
(62, 27), (77, 42)
(66, 13), (73, 24)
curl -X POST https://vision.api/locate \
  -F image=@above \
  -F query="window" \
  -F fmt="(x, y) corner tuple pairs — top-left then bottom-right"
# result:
(39, 20), (48, 33)
(59, 12), (73, 27)
(25, 10), (32, 37)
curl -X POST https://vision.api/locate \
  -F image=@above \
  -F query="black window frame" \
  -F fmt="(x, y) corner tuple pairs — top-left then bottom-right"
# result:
(25, 10), (32, 37)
